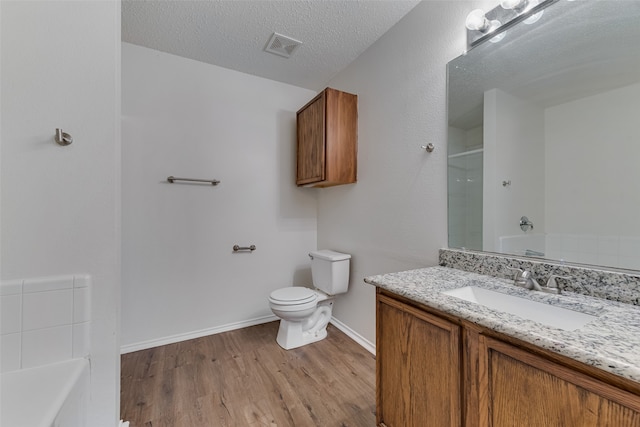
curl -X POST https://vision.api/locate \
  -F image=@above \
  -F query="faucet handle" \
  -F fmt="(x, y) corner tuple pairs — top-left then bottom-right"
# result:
(506, 267), (543, 291)
(506, 266), (525, 277)
(507, 267), (532, 282)
(542, 274), (573, 294)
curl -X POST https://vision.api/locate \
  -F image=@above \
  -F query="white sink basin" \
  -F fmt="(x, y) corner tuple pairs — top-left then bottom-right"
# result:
(441, 286), (596, 331)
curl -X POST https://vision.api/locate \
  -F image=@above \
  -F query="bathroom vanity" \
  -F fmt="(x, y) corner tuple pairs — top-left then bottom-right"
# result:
(431, 0), (640, 423)
(366, 266), (640, 427)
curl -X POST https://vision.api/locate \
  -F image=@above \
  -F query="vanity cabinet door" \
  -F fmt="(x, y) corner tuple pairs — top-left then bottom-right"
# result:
(376, 294), (462, 427)
(479, 335), (640, 427)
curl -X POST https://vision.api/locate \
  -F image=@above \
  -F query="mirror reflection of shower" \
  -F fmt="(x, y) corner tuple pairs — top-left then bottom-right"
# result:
(448, 125), (483, 251)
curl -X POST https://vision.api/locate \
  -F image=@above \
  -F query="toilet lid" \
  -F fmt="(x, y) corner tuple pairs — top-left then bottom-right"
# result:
(269, 287), (317, 304)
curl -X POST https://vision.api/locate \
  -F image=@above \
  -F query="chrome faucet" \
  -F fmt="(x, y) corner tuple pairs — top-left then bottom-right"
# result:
(507, 267), (543, 291)
(507, 268), (572, 294)
(541, 274), (573, 295)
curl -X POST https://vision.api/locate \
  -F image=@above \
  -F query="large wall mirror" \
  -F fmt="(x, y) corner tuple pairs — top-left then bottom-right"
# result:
(447, 0), (640, 271)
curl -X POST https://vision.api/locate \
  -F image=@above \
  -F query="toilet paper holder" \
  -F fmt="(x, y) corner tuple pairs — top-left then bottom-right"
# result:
(55, 128), (73, 146)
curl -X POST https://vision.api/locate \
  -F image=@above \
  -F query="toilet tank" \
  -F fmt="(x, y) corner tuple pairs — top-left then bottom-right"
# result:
(309, 250), (351, 295)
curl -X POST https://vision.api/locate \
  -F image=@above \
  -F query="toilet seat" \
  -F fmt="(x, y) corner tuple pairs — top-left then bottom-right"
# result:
(269, 287), (317, 312)
(269, 287), (316, 304)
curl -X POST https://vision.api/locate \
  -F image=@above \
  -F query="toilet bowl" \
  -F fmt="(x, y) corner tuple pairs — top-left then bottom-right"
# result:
(269, 287), (334, 349)
(268, 249), (350, 350)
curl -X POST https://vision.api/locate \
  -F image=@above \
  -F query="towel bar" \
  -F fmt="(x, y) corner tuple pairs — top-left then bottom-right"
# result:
(167, 176), (220, 186)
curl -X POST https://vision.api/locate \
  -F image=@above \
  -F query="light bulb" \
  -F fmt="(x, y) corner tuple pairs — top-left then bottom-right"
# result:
(501, 0), (526, 10)
(523, 0), (543, 24)
(523, 10), (543, 23)
(465, 9), (490, 31)
(466, 9), (503, 37)
(501, 0), (543, 25)
(489, 29), (506, 43)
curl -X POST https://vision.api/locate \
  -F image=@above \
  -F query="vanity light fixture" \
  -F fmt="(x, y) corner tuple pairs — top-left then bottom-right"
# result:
(465, 9), (495, 32)
(501, 0), (544, 24)
(465, 9), (506, 44)
(466, 0), (557, 49)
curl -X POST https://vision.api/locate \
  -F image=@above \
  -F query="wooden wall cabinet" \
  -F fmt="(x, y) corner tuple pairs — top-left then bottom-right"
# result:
(296, 88), (357, 187)
(376, 290), (640, 427)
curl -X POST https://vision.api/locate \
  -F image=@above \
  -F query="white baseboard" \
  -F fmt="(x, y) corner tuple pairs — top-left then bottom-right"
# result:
(329, 317), (376, 355)
(120, 314), (278, 354)
(120, 314), (376, 356)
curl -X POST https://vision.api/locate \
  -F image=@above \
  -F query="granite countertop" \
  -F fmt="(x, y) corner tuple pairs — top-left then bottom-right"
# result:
(365, 266), (640, 384)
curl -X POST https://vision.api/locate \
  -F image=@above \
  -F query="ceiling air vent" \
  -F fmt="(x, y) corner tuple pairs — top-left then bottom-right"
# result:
(264, 32), (302, 58)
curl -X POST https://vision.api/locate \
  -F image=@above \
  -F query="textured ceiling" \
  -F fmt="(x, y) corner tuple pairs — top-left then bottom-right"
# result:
(122, 0), (421, 90)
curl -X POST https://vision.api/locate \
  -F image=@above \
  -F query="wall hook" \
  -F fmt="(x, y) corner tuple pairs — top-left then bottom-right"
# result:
(55, 128), (73, 146)
(421, 143), (435, 153)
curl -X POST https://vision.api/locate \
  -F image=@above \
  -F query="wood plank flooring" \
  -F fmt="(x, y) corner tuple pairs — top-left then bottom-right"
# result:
(121, 322), (376, 426)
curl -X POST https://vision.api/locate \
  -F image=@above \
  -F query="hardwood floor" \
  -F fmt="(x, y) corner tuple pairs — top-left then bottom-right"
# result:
(121, 322), (376, 426)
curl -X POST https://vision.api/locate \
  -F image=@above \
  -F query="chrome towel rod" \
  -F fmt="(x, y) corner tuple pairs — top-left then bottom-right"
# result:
(167, 176), (220, 186)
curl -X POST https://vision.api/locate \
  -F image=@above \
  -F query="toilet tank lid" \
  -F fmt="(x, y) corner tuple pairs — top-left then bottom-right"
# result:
(309, 250), (351, 261)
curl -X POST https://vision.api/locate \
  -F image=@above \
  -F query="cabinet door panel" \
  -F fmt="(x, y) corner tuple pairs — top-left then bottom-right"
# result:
(296, 93), (325, 185)
(377, 295), (461, 427)
(480, 336), (640, 427)
(324, 88), (357, 184)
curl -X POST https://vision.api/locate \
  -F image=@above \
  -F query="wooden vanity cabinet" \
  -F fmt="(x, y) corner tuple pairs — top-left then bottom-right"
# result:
(480, 336), (640, 427)
(376, 290), (640, 427)
(296, 88), (357, 187)
(376, 294), (462, 427)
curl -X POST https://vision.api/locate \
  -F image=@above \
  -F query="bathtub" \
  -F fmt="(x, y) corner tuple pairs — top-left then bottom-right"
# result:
(1, 358), (89, 427)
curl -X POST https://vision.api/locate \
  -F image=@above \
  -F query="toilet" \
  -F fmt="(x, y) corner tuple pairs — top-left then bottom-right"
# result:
(268, 249), (351, 350)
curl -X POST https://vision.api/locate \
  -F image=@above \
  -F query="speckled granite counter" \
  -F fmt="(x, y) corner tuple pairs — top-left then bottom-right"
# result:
(365, 266), (640, 384)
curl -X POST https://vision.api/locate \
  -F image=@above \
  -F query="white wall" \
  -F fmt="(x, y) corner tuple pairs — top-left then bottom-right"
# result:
(121, 43), (318, 350)
(545, 82), (640, 268)
(1, 1), (120, 425)
(483, 88), (545, 252)
(318, 1), (494, 345)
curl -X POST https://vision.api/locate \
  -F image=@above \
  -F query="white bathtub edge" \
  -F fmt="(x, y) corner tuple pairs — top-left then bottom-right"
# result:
(1, 358), (89, 427)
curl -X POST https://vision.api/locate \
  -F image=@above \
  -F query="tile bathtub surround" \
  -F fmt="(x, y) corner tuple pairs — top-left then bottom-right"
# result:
(365, 266), (640, 384)
(0, 274), (91, 373)
(439, 248), (640, 306)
